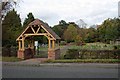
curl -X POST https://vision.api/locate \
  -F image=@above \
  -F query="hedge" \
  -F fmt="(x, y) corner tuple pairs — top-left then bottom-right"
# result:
(64, 49), (120, 59)
(2, 47), (18, 57)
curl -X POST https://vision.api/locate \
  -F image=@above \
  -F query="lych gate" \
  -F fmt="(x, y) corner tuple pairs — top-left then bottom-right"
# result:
(16, 19), (61, 60)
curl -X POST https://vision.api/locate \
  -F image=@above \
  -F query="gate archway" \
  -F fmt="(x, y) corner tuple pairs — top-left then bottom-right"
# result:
(16, 19), (61, 60)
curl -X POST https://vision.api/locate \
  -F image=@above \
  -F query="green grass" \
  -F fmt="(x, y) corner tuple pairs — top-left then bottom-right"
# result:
(69, 42), (117, 50)
(45, 59), (120, 63)
(38, 47), (48, 51)
(2, 57), (23, 62)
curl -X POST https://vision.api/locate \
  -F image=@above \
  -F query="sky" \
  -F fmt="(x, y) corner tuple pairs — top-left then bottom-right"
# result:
(16, 0), (120, 27)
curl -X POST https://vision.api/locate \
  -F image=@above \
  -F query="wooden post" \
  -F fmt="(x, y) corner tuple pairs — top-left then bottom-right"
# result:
(22, 37), (25, 50)
(18, 41), (21, 50)
(48, 40), (51, 49)
(32, 40), (34, 48)
(52, 40), (55, 49)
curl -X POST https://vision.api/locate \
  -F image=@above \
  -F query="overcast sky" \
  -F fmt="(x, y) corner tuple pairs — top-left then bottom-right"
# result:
(16, 0), (120, 27)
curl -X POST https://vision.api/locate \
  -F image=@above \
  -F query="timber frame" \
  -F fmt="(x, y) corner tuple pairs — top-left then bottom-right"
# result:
(16, 19), (61, 59)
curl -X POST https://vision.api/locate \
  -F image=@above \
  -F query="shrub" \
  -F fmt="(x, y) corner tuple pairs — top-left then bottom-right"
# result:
(64, 49), (79, 59)
(2, 47), (17, 57)
(113, 46), (118, 50)
(60, 41), (67, 45)
(63, 49), (120, 59)
(113, 45), (120, 50)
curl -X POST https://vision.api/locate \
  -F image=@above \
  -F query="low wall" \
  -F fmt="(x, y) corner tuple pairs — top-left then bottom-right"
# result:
(17, 48), (34, 59)
(48, 48), (60, 60)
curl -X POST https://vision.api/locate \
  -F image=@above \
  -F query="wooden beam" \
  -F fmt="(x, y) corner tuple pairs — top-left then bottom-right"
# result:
(16, 25), (30, 41)
(24, 33), (47, 36)
(31, 26), (35, 33)
(41, 25), (56, 40)
(17, 39), (22, 41)
(36, 27), (40, 33)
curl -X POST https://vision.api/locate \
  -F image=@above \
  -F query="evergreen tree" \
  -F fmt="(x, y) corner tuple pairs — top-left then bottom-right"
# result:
(52, 20), (68, 40)
(2, 9), (22, 46)
(23, 12), (35, 28)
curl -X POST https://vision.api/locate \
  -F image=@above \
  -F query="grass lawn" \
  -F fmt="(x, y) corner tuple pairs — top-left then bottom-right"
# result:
(68, 42), (119, 50)
(2, 57), (23, 62)
(45, 59), (120, 63)
(38, 47), (48, 51)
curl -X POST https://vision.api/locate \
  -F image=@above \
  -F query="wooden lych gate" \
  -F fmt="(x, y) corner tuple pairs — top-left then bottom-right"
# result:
(16, 19), (61, 60)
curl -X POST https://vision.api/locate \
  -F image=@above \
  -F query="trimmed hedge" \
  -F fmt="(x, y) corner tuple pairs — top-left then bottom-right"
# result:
(64, 49), (120, 59)
(2, 47), (18, 57)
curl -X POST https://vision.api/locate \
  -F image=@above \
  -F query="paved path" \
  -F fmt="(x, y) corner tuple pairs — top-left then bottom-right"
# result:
(3, 58), (48, 66)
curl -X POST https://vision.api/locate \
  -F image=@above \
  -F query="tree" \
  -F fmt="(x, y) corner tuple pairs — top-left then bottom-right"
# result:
(75, 35), (83, 45)
(23, 12), (35, 28)
(97, 18), (120, 43)
(1, 0), (19, 20)
(78, 28), (87, 42)
(84, 28), (98, 43)
(52, 20), (68, 40)
(59, 20), (67, 26)
(2, 9), (22, 46)
(63, 24), (78, 42)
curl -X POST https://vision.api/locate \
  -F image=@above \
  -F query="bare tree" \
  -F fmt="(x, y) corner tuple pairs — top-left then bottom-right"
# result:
(1, 0), (18, 20)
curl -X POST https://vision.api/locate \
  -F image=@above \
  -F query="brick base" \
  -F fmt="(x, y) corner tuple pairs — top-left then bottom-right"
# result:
(17, 48), (35, 59)
(48, 48), (60, 60)
(18, 48), (60, 60)
(17, 50), (25, 59)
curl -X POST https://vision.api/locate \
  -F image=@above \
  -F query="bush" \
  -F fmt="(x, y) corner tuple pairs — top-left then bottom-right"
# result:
(113, 46), (117, 50)
(113, 45), (120, 50)
(2, 47), (17, 57)
(60, 41), (67, 45)
(64, 49), (79, 59)
(63, 49), (120, 59)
